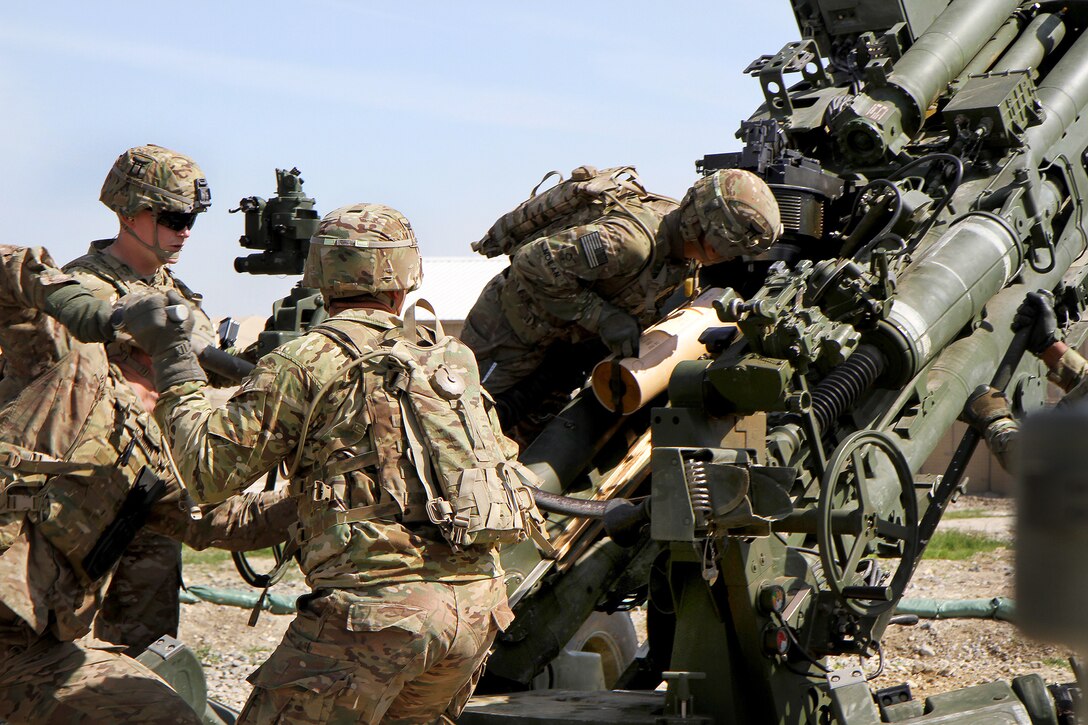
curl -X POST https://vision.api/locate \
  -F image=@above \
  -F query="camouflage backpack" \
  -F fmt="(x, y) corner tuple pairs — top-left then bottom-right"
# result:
(293, 303), (551, 551)
(472, 165), (674, 258)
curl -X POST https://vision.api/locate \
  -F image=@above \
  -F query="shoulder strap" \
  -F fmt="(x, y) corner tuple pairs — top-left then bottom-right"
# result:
(163, 269), (202, 304)
(284, 325), (413, 480)
(65, 252), (131, 298)
(390, 369), (455, 529)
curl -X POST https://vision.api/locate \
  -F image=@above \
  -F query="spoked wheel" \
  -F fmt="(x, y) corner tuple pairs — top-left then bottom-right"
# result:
(817, 431), (918, 616)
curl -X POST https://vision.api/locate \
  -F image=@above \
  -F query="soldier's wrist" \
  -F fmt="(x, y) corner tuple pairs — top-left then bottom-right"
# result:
(1041, 340), (1069, 370)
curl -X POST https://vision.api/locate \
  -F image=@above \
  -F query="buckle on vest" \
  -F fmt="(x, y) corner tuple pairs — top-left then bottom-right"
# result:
(448, 512), (472, 547)
(312, 481), (332, 502)
(0, 487), (45, 516)
(425, 498), (454, 525)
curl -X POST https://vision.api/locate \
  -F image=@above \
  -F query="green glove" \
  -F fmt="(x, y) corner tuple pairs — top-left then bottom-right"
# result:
(597, 305), (641, 359)
(121, 290), (207, 390)
(42, 283), (115, 343)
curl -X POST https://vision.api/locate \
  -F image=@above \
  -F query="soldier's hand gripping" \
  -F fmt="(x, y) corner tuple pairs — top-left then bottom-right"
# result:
(961, 384), (1013, 432)
(1013, 289), (1061, 354)
(122, 290), (207, 390)
(598, 306), (641, 359)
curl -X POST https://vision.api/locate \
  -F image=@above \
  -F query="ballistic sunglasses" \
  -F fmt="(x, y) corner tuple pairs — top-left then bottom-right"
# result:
(157, 211), (199, 232)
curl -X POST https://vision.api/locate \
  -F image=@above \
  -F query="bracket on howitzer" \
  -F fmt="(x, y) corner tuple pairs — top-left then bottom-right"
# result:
(745, 40), (831, 120)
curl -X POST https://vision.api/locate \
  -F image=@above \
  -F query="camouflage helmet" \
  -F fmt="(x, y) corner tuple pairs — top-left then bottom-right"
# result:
(679, 169), (782, 262)
(100, 144), (211, 217)
(303, 203), (423, 298)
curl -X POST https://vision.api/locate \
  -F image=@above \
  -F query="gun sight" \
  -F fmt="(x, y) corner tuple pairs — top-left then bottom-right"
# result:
(231, 168), (320, 276)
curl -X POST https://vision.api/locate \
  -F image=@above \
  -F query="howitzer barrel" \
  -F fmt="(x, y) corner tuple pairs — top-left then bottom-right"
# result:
(835, 0), (1020, 161)
(991, 13), (1066, 76)
(519, 392), (625, 494)
(870, 213), (1025, 385)
(1026, 26), (1088, 162)
(956, 15), (1023, 80)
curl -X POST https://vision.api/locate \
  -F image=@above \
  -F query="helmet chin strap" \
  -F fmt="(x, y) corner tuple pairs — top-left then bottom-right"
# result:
(118, 213), (179, 264)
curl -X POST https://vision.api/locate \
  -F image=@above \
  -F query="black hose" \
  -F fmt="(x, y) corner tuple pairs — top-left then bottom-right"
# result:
(532, 489), (650, 547)
(533, 488), (611, 517)
(842, 180), (904, 258)
(889, 153), (965, 243)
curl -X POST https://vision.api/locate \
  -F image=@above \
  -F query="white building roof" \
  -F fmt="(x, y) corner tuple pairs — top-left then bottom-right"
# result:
(405, 256), (509, 322)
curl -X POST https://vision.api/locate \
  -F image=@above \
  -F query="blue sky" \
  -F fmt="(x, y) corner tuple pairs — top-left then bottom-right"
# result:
(0, 2), (799, 317)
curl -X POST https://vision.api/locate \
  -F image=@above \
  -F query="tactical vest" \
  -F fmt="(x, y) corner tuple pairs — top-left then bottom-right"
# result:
(64, 243), (212, 375)
(472, 165), (677, 259)
(290, 306), (549, 551)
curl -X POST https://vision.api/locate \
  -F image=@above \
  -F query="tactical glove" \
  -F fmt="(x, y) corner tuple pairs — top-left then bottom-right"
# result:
(597, 306), (641, 359)
(961, 384), (1012, 431)
(1013, 289), (1061, 354)
(122, 290), (207, 390)
(42, 283), (115, 344)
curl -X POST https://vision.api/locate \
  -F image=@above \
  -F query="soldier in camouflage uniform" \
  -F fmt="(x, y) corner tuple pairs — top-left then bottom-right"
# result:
(123, 203), (519, 724)
(0, 244), (296, 724)
(461, 168), (782, 428)
(963, 290), (1088, 471)
(61, 144), (220, 653)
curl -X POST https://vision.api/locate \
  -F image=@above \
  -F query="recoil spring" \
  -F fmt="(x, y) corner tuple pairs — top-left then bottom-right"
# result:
(685, 457), (712, 527)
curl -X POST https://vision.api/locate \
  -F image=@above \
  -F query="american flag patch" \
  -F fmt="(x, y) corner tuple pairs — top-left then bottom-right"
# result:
(579, 231), (607, 268)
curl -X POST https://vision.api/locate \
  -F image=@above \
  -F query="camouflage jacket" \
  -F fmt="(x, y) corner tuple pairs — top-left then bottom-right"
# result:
(501, 198), (690, 344)
(63, 239), (219, 378)
(0, 245), (295, 642)
(157, 308), (505, 590)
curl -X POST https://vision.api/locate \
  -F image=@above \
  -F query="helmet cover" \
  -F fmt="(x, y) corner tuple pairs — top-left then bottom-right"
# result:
(100, 144), (211, 217)
(303, 203), (423, 298)
(679, 169), (782, 262)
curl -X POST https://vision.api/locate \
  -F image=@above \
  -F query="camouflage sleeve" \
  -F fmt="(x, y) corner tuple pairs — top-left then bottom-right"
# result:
(62, 266), (122, 305)
(483, 391), (519, 460)
(983, 417), (1019, 473)
(0, 244), (82, 310)
(507, 216), (653, 328)
(155, 350), (314, 505)
(147, 484), (298, 551)
(1048, 347), (1088, 403)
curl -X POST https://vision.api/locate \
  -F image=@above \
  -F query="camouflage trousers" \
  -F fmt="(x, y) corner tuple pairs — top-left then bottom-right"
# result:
(94, 527), (182, 655)
(0, 627), (201, 724)
(238, 576), (513, 725)
(460, 272), (553, 396)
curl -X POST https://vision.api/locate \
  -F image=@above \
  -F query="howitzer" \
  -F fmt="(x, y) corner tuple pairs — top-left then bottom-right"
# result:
(466, 1), (1088, 723)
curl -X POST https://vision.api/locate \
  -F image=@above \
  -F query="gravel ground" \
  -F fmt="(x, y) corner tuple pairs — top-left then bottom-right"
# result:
(177, 495), (1075, 714)
(176, 553), (304, 712)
